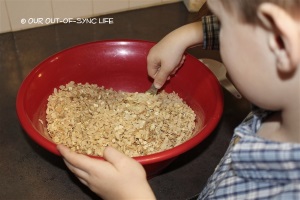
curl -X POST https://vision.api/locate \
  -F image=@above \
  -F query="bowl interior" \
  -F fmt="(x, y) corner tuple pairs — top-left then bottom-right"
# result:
(17, 40), (223, 164)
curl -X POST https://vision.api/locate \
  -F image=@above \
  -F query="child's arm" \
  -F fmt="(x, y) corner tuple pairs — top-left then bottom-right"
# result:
(147, 21), (204, 89)
(57, 145), (156, 200)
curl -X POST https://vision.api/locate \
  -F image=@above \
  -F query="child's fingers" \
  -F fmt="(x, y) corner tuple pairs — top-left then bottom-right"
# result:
(151, 55), (185, 89)
(147, 58), (161, 79)
(170, 55), (185, 75)
(103, 147), (133, 169)
(57, 144), (84, 166)
(77, 177), (88, 186)
(57, 145), (90, 173)
(63, 159), (89, 181)
(180, 55), (186, 66)
(153, 67), (172, 89)
(103, 147), (146, 178)
(57, 144), (103, 172)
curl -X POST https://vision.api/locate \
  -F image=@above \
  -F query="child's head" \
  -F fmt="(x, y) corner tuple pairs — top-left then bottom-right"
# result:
(207, 0), (300, 113)
(221, 0), (300, 24)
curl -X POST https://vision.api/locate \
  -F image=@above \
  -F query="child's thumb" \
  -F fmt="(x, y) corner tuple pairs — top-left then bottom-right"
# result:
(103, 146), (132, 167)
(153, 68), (170, 89)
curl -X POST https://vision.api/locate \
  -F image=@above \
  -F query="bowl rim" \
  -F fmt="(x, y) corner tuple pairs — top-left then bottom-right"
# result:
(16, 39), (224, 165)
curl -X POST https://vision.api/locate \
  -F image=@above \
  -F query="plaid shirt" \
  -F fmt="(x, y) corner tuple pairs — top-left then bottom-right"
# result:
(202, 15), (220, 50)
(197, 109), (300, 199)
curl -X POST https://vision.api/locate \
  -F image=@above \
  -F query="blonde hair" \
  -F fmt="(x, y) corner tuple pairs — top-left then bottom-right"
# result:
(221, 0), (300, 23)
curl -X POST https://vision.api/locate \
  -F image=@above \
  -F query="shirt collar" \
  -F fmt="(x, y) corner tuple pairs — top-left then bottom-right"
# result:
(231, 136), (300, 183)
(231, 108), (300, 183)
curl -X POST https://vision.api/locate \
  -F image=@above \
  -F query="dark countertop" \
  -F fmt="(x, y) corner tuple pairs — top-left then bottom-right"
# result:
(0, 2), (250, 200)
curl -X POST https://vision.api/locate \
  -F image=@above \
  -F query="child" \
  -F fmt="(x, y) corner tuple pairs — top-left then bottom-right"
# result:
(57, 0), (300, 199)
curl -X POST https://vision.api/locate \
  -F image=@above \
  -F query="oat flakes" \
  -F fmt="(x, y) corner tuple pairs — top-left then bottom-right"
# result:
(46, 81), (196, 157)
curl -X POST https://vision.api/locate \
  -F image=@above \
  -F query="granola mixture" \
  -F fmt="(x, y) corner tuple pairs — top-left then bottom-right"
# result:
(46, 81), (196, 157)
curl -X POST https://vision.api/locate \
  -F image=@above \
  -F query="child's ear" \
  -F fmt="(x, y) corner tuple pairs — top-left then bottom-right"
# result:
(257, 3), (300, 72)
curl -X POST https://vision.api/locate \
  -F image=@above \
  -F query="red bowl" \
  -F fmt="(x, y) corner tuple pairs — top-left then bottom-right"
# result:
(16, 39), (223, 178)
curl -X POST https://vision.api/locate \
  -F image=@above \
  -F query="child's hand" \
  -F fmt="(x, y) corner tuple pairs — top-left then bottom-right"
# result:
(147, 21), (203, 89)
(147, 38), (186, 89)
(57, 145), (156, 200)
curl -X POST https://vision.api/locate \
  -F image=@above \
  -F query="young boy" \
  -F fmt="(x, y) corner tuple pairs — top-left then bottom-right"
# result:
(57, 0), (300, 199)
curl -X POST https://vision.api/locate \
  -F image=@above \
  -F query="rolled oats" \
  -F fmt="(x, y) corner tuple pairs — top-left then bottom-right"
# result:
(46, 81), (196, 157)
